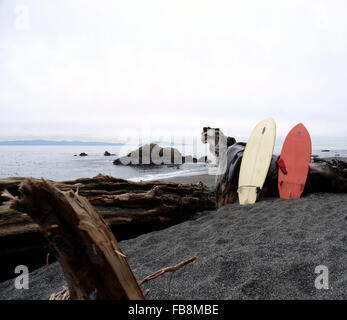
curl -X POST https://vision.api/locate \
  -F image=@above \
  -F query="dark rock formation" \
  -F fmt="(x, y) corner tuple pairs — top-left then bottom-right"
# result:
(198, 156), (209, 163)
(104, 151), (115, 156)
(79, 153), (88, 157)
(182, 155), (197, 163)
(182, 156), (209, 164)
(113, 143), (207, 166)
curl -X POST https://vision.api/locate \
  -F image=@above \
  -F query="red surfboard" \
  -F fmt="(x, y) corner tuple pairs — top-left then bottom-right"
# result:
(278, 123), (312, 199)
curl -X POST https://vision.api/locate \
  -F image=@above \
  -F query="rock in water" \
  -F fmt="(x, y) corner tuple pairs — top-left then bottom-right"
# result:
(113, 143), (183, 166)
(198, 156), (208, 163)
(182, 155), (197, 163)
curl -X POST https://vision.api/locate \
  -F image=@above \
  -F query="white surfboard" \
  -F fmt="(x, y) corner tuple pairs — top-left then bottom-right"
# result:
(238, 118), (276, 205)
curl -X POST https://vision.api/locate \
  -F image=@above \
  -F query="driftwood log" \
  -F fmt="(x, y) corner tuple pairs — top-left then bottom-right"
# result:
(0, 175), (215, 282)
(5, 178), (145, 300)
(216, 161), (347, 208)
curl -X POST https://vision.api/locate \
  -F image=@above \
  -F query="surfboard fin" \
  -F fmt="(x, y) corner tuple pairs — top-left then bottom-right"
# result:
(277, 157), (288, 175)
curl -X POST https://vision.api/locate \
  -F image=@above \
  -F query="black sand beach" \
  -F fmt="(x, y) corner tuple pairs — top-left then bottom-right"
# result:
(1, 174), (346, 300)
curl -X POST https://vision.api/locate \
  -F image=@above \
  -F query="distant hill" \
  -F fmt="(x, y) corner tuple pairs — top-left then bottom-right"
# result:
(0, 140), (125, 146)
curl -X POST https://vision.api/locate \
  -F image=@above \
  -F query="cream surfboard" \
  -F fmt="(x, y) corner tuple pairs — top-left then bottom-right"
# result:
(238, 118), (276, 205)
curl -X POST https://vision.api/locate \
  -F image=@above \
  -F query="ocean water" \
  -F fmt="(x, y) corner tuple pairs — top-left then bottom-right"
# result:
(0, 145), (212, 182)
(0, 143), (346, 182)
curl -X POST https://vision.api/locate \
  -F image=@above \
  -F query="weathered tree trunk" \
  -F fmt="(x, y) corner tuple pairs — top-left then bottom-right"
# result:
(6, 178), (144, 300)
(0, 175), (215, 282)
(0, 176), (215, 239)
(216, 162), (347, 208)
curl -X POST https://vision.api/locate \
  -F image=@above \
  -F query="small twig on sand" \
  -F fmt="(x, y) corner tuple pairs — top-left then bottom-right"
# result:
(138, 256), (197, 286)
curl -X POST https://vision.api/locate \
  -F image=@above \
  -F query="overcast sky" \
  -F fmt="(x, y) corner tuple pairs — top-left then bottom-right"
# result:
(1, 0), (347, 143)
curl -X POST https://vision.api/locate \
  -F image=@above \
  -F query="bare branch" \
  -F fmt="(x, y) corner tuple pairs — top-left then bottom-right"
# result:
(138, 256), (197, 286)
